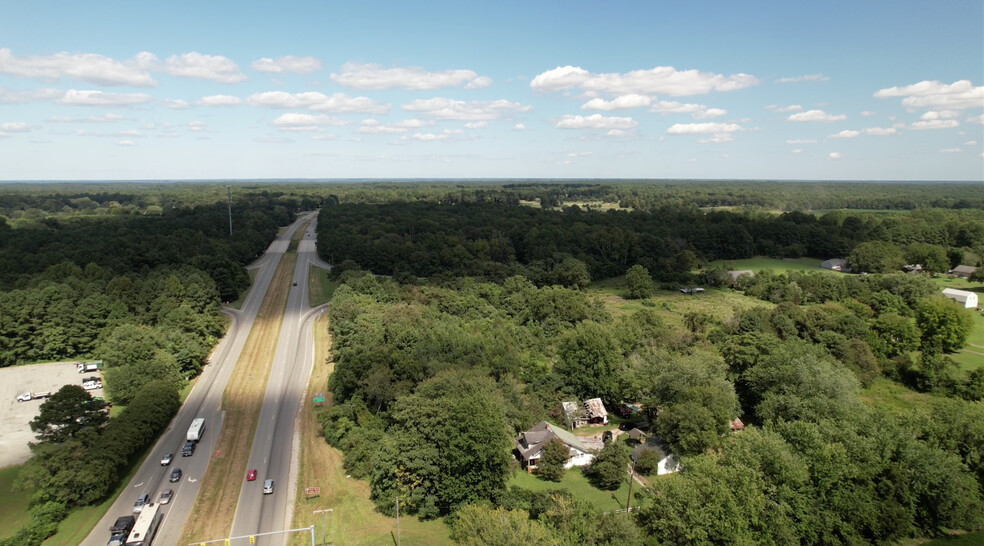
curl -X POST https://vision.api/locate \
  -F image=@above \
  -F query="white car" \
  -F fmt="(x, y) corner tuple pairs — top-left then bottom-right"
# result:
(263, 479), (274, 494)
(82, 381), (102, 390)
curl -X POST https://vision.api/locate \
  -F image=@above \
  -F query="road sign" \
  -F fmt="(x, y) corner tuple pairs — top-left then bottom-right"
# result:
(305, 486), (321, 495)
(313, 393), (325, 403)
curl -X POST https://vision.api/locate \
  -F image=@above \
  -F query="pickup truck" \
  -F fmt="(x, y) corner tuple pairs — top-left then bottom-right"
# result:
(82, 380), (102, 390)
(16, 391), (51, 402)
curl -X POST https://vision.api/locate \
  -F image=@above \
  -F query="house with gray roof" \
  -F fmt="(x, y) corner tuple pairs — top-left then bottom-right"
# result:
(950, 265), (978, 279)
(515, 421), (595, 470)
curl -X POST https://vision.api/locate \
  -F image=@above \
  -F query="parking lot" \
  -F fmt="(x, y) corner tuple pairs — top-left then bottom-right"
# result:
(0, 361), (104, 468)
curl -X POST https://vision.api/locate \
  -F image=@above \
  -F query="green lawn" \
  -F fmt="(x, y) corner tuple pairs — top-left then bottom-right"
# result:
(707, 256), (824, 273)
(860, 378), (935, 415)
(0, 466), (33, 540)
(923, 530), (984, 545)
(307, 265), (338, 307)
(509, 467), (636, 512)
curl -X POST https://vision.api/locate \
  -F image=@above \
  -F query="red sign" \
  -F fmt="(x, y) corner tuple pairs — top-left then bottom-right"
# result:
(305, 487), (320, 495)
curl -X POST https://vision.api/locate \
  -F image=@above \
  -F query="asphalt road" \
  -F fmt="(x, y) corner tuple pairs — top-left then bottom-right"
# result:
(230, 217), (327, 545)
(80, 212), (317, 546)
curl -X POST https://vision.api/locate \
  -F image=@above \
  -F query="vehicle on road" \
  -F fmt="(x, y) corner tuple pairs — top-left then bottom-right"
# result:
(125, 501), (162, 546)
(158, 489), (173, 505)
(292, 281), (297, 286)
(77, 361), (102, 373)
(181, 440), (196, 456)
(83, 376), (100, 384)
(132, 493), (149, 513)
(169, 468), (182, 482)
(187, 417), (206, 442)
(83, 380), (102, 390)
(246, 469), (257, 481)
(263, 479), (274, 494)
(107, 515), (135, 546)
(160, 453), (173, 466)
(16, 391), (51, 402)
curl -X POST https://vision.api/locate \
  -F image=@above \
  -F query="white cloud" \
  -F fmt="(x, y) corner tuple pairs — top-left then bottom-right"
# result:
(57, 89), (153, 106)
(0, 48), (156, 87)
(830, 129), (860, 139)
(197, 94), (243, 107)
(697, 133), (735, 143)
(968, 114), (984, 125)
(581, 94), (651, 110)
(787, 109), (847, 122)
(514, 123), (526, 130)
(829, 152), (841, 159)
(694, 108), (727, 119)
(666, 122), (743, 135)
(555, 114), (637, 130)
(271, 113), (349, 128)
(766, 104), (803, 112)
(394, 119), (434, 128)
(775, 74), (830, 83)
(965, 140), (978, 146)
(246, 91), (389, 114)
(117, 139), (136, 146)
(874, 80), (983, 111)
(187, 121), (208, 132)
(251, 56), (322, 74)
(862, 127), (898, 136)
(786, 139), (817, 144)
(0, 122), (31, 132)
(161, 99), (190, 109)
(402, 97), (531, 121)
(530, 65), (758, 96)
(0, 88), (64, 103)
(408, 129), (468, 142)
(909, 119), (960, 130)
(920, 110), (960, 120)
(791, 149), (803, 154)
(940, 148), (962, 153)
(46, 113), (125, 123)
(331, 62), (491, 90)
(357, 119), (408, 134)
(861, 110), (876, 116)
(254, 137), (293, 143)
(310, 134), (338, 141)
(464, 121), (487, 129)
(162, 52), (247, 84)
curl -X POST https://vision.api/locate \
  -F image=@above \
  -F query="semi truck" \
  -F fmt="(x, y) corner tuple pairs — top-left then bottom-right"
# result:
(16, 391), (51, 402)
(77, 361), (103, 373)
(186, 417), (206, 442)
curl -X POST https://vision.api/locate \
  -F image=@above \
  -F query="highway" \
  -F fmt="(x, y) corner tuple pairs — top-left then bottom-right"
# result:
(80, 212), (317, 546)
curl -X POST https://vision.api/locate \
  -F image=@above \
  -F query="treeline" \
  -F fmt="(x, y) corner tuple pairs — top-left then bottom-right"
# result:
(4, 381), (179, 546)
(316, 201), (984, 283)
(319, 269), (984, 543)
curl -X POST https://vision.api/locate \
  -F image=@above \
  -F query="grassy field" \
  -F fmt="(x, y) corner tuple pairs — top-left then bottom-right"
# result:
(307, 264), (337, 307)
(180, 254), (295, 543)
(920, 530), (984, 545)
(508, 467), (636, 513)
(860, 377), (935, 415)
(288, 309), (450, 545)
(706, 256), (824, 273)
(0, 466), (32, 540)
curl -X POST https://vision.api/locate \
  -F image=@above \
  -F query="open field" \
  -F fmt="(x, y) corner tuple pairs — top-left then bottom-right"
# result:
(180, 254), (295, 543)
(860, 378), (935, 415)
(307, 265), (337, 307)
(508, 466), (637, 513)
(707, 256), (824, 273)
(0, 466), (31, 540)
(288, 314), (450, 545)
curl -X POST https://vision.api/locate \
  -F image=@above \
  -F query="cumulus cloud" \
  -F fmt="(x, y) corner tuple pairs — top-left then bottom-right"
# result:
(666, 122), (743, 134)
(197, 94), (243, 107)
(251, 55), (322, 74)
(969, 114), (984, 125)
(530, 65), (758, 96)
(246, 91), (389, 114)
(775, 74), (829, 83)
(874, 80), (983, 111)
(514, 123), (526, 130)
(187, 121), (208, 132)
(829, 152), (841, 159)
(57, 89), (153, 106)
(47, 113), (125, 123)
(787, 109), (847, 122)
(581, 94), (651, 110)
(909, 119), (960, 130)
(271, 113), (349, 129)
(920, 110), (960, 120)
(402, 97), (531, 121)
(791, 149), (803, 154)
(254, 137), (293, 143)
(0, 121), (31, 132)
(0, 48), (156, 87)
(0, 88), (64, 103)
(331, 62), (491, 90)
(117, 139), (136, 146)
(694, 108), (727, 119)
(464, 121), (487, 129)
(555, 114), (637, 130)
(697, 133), (735, 143)
(862, 127), (898, 136)
(161, 99), (190, 109)
(766, 104), (803, 113)
(939, 148), (962, 153)
(357, 119), (409, 134)
(786, 139), (817, 144)
(830, 129), (860, 139)
(861, 110), (876, 116)
(160, 52), (247, 84)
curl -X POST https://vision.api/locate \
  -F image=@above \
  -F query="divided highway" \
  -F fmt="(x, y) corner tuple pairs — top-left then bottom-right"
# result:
(80, 212), (318, 546)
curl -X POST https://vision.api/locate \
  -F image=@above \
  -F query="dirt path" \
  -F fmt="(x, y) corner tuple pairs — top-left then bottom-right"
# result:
(180, 254), (296, 543)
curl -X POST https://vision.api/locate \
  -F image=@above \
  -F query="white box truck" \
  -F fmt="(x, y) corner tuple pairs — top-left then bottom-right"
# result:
(186, 417), (205, 442)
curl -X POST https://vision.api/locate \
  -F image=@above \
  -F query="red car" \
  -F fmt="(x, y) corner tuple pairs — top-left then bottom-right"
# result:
(246, 469), (257, 481)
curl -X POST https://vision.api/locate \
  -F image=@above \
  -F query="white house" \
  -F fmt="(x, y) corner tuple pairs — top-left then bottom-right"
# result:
(632, 436), (680, 476)
(515, 421), (595, 470)
(942, 288), (979, 309)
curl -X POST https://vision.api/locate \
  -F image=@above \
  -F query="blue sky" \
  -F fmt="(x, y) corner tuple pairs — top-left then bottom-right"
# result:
(0, 1), (981, 181)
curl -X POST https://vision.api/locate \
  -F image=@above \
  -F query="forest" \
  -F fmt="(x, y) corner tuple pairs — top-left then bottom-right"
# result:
(0, 179), (982, 545)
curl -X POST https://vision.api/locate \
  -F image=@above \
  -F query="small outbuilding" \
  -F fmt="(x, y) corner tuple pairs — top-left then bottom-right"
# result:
(727, 270), (755, 285)
(950, 265), (979, 279)
(820, 258), (851, 272)
(942, 288), (979, 309)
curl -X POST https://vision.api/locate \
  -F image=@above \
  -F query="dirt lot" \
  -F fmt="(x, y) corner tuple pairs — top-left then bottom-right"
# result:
(0, 361), (105, 468)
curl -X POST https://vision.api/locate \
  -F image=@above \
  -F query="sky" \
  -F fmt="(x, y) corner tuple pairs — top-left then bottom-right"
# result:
(0, 1), (982, 181)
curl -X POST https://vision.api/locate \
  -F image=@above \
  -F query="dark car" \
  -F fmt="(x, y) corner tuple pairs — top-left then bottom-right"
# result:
(169, 468), (182, 482)
(182, 440), (196, 456)
(109, 515), (135, 535)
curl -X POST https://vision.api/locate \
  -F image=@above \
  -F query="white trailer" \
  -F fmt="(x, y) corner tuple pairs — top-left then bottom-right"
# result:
(124, 502), (162, 546)
(186, 417), (206, 442)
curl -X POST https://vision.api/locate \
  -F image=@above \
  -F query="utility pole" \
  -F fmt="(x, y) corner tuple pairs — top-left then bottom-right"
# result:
(395, 497), (401, 546)
(226, 185), (233, 236)
(313, 509), (333, 545)
(625, 462), (634, 511)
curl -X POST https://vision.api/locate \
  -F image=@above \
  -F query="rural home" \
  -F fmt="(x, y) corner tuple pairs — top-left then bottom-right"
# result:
(950, 265), (978, 279)
(632, 436), (680, 476)
(942, 288), (979, 309)
(561, 398), (609, 427)
(820, 258), (851, 272)
(515, 421), (595, 470)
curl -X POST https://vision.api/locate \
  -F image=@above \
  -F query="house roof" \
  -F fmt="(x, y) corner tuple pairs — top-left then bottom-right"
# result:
(583, 398), (608, 419)
(515, 421), (592, 462)
(627, 428), (646, 439)
(730, 418), (746, 431)
(942, 288), (976, 301)
(952, 265), (978, 275)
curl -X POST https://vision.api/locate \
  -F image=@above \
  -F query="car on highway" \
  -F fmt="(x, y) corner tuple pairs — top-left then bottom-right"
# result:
(182, 440), (196, 456)
(169, 468), (182, 482)
(246, 469), (257, 481)
(133, 493), (150, 513)
(161, 452), (173, 466)
(263, 479), (274, 494)
(158, 489), (174, 504)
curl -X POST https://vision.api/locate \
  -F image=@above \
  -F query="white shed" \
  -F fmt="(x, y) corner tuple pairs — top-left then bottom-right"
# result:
(942, 288), (979, 309)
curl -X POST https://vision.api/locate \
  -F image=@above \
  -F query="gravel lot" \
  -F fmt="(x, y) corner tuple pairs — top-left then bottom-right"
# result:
(0, 361), (104, 468)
